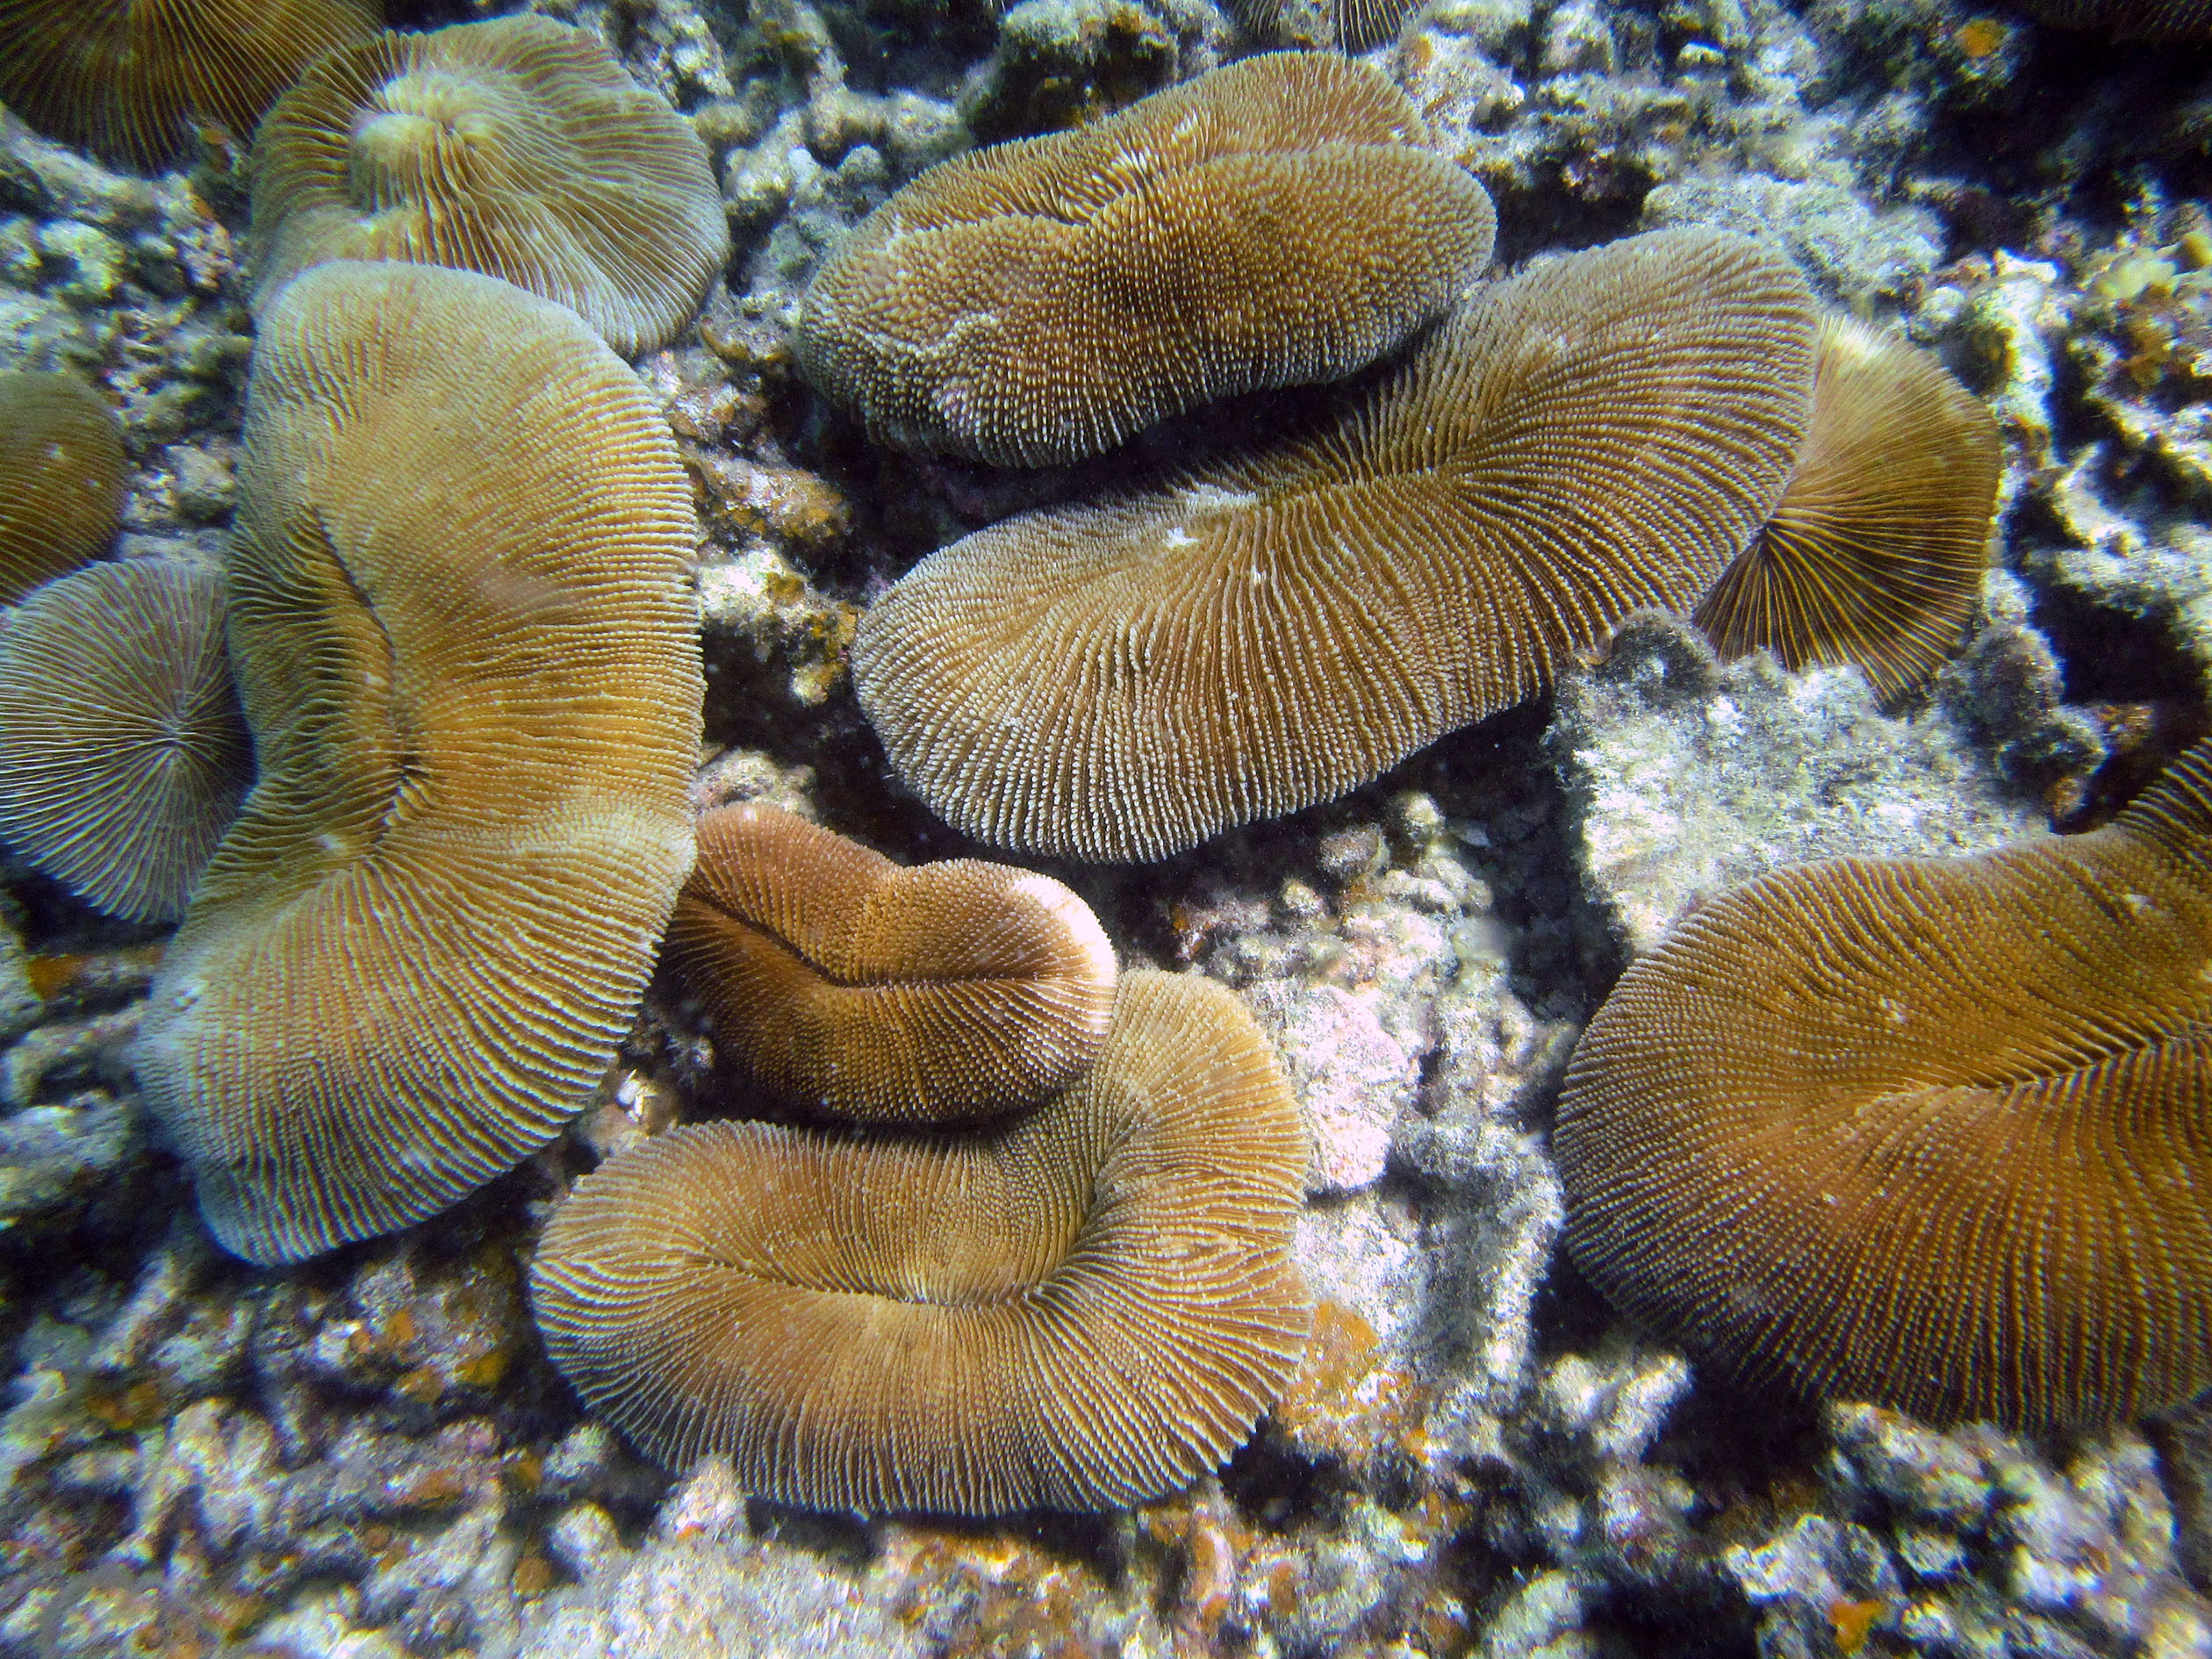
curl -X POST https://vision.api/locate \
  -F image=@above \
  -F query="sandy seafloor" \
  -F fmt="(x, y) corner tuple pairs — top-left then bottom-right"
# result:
(3, 0), (2212, 1650)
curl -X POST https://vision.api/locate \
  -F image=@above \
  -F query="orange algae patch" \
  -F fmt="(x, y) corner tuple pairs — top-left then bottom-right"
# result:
(25, 944), (164, 1002)
(376, 1306), (420, 1349)
(883, 1528), (1116, 1659)
(512, 1553), (555, 1598)
(83, 1377), (167, 1433)
(1955, 16), (2008, 54)
(1831, 1598), (1887, 1653)
(1272, 1300), (1426, 1465)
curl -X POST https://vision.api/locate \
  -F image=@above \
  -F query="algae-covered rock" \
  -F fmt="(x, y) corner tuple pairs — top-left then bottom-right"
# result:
(1643, 171), (1942, 308)
(519, 1532), (923, 1658)
(959, 0), (1232, 140)
(1555, 612), (2043, 955)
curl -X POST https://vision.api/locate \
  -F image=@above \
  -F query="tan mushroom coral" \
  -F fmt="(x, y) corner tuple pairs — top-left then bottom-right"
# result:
(1693, 315), (2000, 706)
(853, 227), (1816, 862)
(0, 560), (249, 923)
(249, 15), (728, 356)
(133, 260), (702, 1267)
(0, 370), (126, 604)
(1555, 741), (2212, 1431)
(665, 802), (1116, 1121)
(1243, 0), (1422, 50)
(796, 51), (1497, 466)
(1329, 0), (1420, 46)
(531, 968), (1311, 1514)
(0, 0), (383, 170)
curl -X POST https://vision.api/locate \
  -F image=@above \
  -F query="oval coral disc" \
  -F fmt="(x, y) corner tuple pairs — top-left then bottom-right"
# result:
(853, 227), (1817, 861)
(0, 558), (249, 923)
(1694, 314), (2000, 707)
(0, 370), (126, 604)
(135, 261), (702, 1267)
(797, 51), (1495, 466)
(530, 969), (1312, 1515)
(248, 15), (727, 356)
(1556, 741), (2212, 1430)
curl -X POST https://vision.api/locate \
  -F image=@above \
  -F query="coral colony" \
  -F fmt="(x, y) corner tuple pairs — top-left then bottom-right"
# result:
(0, 0), (2206, 1650)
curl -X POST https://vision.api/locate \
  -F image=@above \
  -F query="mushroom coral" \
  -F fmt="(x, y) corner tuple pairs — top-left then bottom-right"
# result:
(530, 969), (1311, 1514)
(249, 15), (727, 356)
(0, 560), (249, 923)
(853, 227), (1816, 861)
(134, 261), (702, 1267)
(796, 51), (1497, 466)
(665, 802), (1117, 1122)
(1555, 740), (2212, 1430)
(1243, 0), (1422, 49)
(0, 370), (126, 605)
(1694, 315), (1999, 707)
(0, 0), (382, 170)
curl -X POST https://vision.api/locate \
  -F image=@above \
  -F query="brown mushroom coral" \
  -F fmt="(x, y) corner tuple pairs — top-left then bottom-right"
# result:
(1693, 315), (2000, 706)
(796, 51), (1497, 466)
(1555, 741), (2212, 1431)
(1243, 0), (1422, 50)
(853, 227), (1816, 861)
(133, 260), (702, 1267)
(0, 560), (249, 923)
(0, 0), (383, 170)
(530, 968), (1311, 1514)
(665, 802), (1116, 1121)
(249, 15), (728, 356)
(0, 370), (126, 604)
(1330, 0), (1420, 46)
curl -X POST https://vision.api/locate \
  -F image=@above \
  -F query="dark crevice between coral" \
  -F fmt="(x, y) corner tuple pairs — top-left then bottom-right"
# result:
(1220, 1432), (1355, 1536)
(0, 870), (169, 958)
(1808, 10), (2212, 255)
(0, 1160), (187, 1364)
(816, 0), (998, 95)
(2019, 572), (2212, 820)
(745, 1501), (879, 1563)
(2148, 1402), (2212, 1594)
(1488, 191), (1653, 272)
(1525, 1249), (1619, 1371)
(380, 0), (473, 27)
(1430, 694), (1625, 1021)
(2029, 578), (2206, 705)
(1586, 1582), (1762, 1659)
(786, 355), (1411, 605)
(1649, 1375), (1826, 1526)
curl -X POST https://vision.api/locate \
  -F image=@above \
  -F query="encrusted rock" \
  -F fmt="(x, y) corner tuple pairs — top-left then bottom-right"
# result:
(1646, 172), (1942, 307)
(1555, 612), (2043, 954)
(517, 1533), (924, 1657)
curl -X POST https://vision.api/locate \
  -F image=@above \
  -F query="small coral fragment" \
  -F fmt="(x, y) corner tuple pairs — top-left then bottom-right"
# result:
(0, 560), (249, 923)
(666, 802), (1116, 1121)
